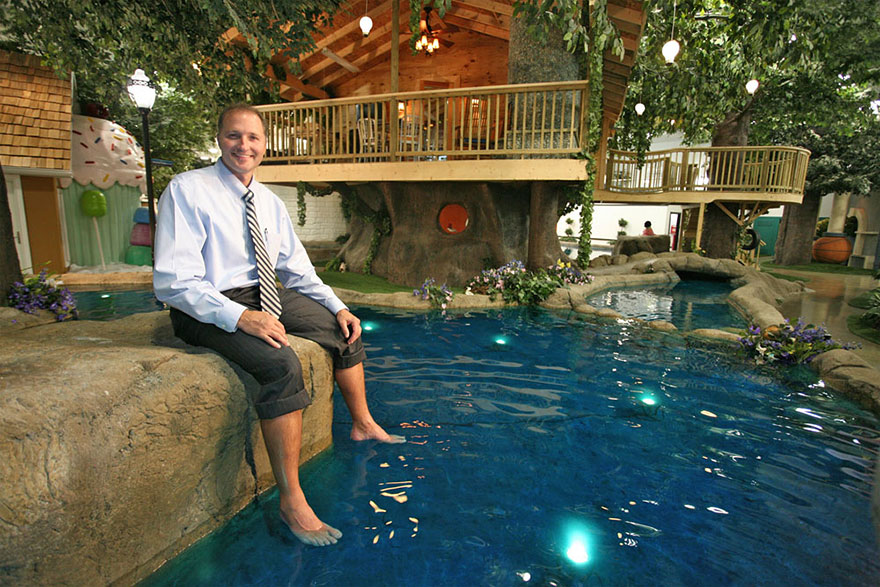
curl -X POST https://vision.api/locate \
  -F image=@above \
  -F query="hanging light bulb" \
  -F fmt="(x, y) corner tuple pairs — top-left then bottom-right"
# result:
(359, 0), (372, 37)
(433, 38), (440, 50)
(635, 102), (646, 116)
(360, 15), (373, 36)
(662, 39), (680, 64)
(745, 79), (760, 95)
(663, 0), (680, 64)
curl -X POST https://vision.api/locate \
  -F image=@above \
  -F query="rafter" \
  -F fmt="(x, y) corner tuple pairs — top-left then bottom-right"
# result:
(321, 47), (360, 73)
(442, 13), (509, 40)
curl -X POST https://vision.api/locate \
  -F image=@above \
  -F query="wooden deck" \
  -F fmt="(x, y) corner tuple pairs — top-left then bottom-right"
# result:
(255, 84), (809, 206)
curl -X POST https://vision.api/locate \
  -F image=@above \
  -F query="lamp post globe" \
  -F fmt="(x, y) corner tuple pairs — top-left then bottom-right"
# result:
(127, 68), (157, 254)
(635, 102), (646, 116)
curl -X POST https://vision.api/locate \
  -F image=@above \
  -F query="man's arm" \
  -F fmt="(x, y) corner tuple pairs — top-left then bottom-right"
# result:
(153, 180), (248, 332)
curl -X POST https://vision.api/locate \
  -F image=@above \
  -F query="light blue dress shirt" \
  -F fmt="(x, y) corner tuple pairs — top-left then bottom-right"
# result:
(153, 159), (347, 332)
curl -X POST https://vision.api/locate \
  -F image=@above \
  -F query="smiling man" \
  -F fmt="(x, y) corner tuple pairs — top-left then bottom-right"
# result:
(153, 104), (403, 547)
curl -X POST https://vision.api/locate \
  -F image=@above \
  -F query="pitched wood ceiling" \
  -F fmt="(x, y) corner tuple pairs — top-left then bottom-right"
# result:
(223, 0), (644, 125)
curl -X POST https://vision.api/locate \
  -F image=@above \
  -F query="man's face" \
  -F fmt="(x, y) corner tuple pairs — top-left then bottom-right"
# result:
(217, 109), (266, 185)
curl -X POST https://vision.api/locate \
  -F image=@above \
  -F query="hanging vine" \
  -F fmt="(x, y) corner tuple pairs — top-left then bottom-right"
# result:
(576, 0), (616, 267)
(335, 188), (392, 275)
(295, 181), (335, 227)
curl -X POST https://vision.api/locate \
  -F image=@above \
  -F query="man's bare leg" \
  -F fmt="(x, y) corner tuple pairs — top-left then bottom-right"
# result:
(335, 363), (405, 443)
(260, 410), (343, 546)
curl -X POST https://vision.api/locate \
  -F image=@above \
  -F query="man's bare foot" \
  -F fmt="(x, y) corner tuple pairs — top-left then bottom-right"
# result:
(351, 420), (406, 444)
(280, 500), (342, 547)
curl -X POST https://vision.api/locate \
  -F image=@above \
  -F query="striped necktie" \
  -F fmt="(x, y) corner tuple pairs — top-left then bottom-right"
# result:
(243, 189), (283, 318)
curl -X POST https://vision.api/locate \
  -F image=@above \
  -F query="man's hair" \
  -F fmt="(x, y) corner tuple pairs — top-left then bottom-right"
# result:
(644, 221), (652, 227)
(217, 103), (266, 135)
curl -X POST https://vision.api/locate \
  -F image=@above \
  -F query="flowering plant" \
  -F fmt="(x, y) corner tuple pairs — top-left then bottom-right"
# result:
(7, 269), (78, 321)
(465, 259), (591, 305)
(738, 319), (856, 365)
(545, 259), (593, 286)
(413, 277), (454, 310)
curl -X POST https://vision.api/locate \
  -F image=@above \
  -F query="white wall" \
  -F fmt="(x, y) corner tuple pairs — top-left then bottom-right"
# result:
(267, 184), (349, 243)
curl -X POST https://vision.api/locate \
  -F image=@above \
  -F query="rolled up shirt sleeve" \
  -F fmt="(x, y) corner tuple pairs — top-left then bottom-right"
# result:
(153, 179), (248, 332)
(274, 211), (348, 316)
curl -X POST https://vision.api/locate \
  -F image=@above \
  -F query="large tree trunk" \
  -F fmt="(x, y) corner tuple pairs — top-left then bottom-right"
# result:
(703, 110), (752, 258)
(775, 192), (821, 265)
(1, 163), (23, 303)
(337, 181), (563, 287)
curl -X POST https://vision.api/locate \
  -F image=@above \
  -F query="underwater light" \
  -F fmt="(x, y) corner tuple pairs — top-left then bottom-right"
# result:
(362, 322), (377, 331)
(100, 294), (111, 299)
(640, 396), (657, 406)
(494, 337), (507, 345)
(566, 538), (590, 564)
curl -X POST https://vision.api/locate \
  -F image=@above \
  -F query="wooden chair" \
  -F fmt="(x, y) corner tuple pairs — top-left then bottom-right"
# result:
(398, 114), (424, 159)
(357, 118), (379, 161)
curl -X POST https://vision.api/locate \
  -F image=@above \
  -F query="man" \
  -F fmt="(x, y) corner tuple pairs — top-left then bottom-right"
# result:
(154, 104), (402, 548)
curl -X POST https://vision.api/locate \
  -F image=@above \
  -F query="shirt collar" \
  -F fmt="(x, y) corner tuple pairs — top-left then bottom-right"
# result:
(215, 158), (261, 198)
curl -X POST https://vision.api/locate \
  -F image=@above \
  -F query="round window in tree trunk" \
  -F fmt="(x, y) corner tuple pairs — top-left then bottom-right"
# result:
(438, 204), (469, 234)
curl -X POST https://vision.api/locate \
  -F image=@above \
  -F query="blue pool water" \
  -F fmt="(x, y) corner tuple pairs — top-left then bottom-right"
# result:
(145, 306), (879, 586)
(586, 279), (746, 331)
(72, 289), (164, 320)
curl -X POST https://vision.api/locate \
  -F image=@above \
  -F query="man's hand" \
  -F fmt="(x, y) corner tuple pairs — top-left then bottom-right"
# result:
(336, 308), (362, 344)
(237, 309), (290, 348)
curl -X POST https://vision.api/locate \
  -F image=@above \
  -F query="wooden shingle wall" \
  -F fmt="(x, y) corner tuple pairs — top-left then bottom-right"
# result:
(0, 50), (72, 171)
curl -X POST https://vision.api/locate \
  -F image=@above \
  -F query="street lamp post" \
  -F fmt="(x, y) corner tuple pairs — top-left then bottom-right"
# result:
(126, 69), (157, 250)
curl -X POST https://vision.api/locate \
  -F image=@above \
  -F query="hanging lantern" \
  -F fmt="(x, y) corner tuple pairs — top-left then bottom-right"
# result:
(745, 79), (760, 95)
(635, 102), (646, 116)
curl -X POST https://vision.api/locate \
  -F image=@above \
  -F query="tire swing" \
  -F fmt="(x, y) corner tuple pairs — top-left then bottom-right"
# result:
(741, 227), (759, 251)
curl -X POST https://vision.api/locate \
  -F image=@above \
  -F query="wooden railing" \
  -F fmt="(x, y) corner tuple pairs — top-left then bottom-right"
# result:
(256, 81), (589, 163)
(605, 146), (810, 196)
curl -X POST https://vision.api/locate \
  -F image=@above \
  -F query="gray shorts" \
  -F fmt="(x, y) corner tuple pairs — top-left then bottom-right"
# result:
(170, 286), (365, 419)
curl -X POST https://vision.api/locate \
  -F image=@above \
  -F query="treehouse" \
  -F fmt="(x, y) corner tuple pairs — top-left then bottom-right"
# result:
(227, 0), (809, 285)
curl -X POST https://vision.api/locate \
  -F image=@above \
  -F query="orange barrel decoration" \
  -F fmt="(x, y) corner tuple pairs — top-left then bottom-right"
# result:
(812, 234), (852, 264)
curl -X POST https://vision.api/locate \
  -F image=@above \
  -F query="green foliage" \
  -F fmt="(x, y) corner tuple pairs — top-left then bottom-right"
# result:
(611, 0), (880, 151)
(99, 87), (216, 196)
(325, 256), (342, 272)
(296, 182), (308, 227)
(3, 0), (342, 111)
(857, 289), (880, 330)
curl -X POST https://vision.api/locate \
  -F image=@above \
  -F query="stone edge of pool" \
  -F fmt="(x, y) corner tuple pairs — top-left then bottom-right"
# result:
(2, 252), (875, 584)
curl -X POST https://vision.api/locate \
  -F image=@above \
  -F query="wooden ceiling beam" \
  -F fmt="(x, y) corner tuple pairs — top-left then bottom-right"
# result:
(264, 64), (329, 100)
(301, 7), (412, 80)
(321, 34), (412, 88)
(321, 47), (361, 73)
(299, 0), (395, 60)
(455, 0), (514, 17)
(442, 13), (509, 40)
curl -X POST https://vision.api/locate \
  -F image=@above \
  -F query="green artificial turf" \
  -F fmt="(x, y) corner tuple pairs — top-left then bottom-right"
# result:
(318, 271), (413, 294)
(760, 260), (874, 276)
(847, 313), (880, 345)
(763, 271), (809, 283)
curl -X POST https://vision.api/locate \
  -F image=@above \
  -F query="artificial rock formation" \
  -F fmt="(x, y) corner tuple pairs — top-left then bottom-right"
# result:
(0, 309), (333, 586)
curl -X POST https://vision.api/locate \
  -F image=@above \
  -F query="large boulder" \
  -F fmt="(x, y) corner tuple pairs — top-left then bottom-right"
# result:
(612, 235), (671, 256)
(0, 309), (334, 586)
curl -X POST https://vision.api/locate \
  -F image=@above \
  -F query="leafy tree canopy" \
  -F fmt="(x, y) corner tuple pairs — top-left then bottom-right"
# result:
(609, 0), (880, 151)
(1, 0), (343, 112)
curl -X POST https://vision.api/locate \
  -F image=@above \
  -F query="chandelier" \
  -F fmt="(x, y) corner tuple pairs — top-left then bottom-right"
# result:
(415, 6), (440, 55)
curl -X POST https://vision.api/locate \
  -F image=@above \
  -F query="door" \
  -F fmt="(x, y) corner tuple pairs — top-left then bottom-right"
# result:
(20, 175), (67, 273)
(5, 173), (32, 274)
